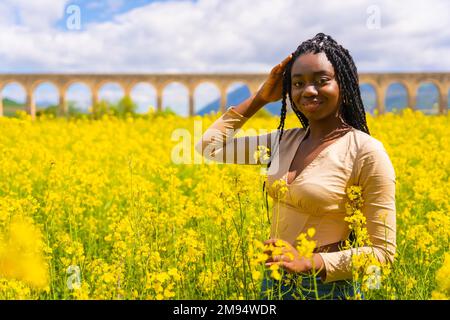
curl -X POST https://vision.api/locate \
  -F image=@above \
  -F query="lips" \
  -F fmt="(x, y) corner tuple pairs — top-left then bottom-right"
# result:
(302, 99), (323, 112)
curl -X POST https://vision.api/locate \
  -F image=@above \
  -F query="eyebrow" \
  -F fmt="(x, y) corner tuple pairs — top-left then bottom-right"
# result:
(291, 71), (333, 78)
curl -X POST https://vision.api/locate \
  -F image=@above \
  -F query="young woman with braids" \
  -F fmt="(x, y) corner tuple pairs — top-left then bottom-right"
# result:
(195, 33), (396, 299)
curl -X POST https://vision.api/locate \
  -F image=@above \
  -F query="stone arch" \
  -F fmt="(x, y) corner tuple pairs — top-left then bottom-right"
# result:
(161, 81), (190, 116)
(415, 81), (440, 115)
(97, 81), (125, 105)
(1, 72), (448, 118)
(436, 81), (448, 114)
(193, 82), (221, 116)
(61, 79), (93, 94)
(32, 81), (60, 117)
(0, 80), (26, 92)
(359, 83), (377, 115)
(385, 82), (409, 114)
(65, 82), (93, 114)
(30, 79), (60, 93)
(0, 81), (27, 117)
(447, 86), (450, 110)
(129, 82), (157, 114)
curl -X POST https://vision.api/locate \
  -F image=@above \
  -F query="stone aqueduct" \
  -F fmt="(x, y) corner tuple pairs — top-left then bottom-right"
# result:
(0, 73), (449, 119)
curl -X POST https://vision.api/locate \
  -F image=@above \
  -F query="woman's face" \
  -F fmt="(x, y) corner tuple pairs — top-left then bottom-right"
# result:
(290, 51), (342, 121)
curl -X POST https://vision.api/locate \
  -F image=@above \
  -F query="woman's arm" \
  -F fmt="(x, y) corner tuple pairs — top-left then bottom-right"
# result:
(318, 142), (397, 283)
(234, 54), (292, 118)
(194, 99), (276, 164)
(194, 55), (293, 165)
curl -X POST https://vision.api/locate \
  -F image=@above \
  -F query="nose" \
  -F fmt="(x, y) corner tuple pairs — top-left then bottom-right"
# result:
(302, 83), (318, 97)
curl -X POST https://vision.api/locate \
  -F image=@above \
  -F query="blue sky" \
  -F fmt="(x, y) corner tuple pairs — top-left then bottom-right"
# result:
(0, 0), (449, 113)
(54, 0), (168, 29)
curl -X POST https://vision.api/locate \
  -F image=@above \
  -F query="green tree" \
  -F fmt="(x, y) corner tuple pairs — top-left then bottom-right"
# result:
(114, 96), (137, 117)
(91, 100), (112, 119)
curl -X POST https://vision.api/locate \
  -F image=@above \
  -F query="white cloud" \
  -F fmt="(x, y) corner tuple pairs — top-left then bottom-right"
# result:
(0, 0), (68, 30)
(0, 0), (449, 74)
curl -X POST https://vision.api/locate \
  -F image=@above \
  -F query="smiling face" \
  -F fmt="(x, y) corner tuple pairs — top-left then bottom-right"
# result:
(290, 52), (342, 121)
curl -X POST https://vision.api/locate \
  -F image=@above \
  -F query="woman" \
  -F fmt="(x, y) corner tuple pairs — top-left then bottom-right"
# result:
(195, 33), (396, 300)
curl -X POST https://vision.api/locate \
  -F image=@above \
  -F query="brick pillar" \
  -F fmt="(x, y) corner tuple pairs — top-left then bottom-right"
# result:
(188, 90), (194, 116)
(59, 89), (68, 116)
(0, 92), (3, 117)
(375, 86), (385, 115)
(156, 87), (163, 112)
(26, 89), (36, 120)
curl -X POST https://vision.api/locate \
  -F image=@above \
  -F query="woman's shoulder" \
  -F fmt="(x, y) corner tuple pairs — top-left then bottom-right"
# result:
(352, 129), (396, 181)
(283, 127), (307, 139)
(351, 128), (388, 155)
(273, 127), (307, 144)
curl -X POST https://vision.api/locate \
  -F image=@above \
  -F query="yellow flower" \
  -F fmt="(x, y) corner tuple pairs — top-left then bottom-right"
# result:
(0, 104), (448, 299)
(253, 145), (271, 163)
(269, 264), (282, 281)
(0, 218), (49, 289)
(252, 270), (261, 281)
(432, 253), (450, 298)
(295, 232), (316, 260)
(271, 179), (288, 199)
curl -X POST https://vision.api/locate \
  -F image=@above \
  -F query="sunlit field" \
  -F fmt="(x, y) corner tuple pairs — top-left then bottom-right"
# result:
(0, 108), (448, 300)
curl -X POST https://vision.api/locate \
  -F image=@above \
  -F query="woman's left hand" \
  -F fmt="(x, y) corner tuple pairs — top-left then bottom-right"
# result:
(263, 238), (313, 274)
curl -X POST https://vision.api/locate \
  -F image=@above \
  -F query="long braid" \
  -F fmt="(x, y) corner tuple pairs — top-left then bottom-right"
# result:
(277, 77), (289, 137)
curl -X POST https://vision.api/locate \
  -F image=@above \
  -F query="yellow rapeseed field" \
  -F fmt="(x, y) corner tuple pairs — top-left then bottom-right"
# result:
(0, 108), (448, 300)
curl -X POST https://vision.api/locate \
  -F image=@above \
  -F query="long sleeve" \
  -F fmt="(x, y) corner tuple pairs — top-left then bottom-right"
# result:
(318, 141), (397, 283)
(195, 107), (279, 165)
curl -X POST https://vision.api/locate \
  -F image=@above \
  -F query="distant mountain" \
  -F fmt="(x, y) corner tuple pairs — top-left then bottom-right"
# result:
(1, 98), (25, 117)
(1, 98), (56, 110)
(35, 100), (58, 109)
(195, 86), (283, 116)
(2, 97), (24, 107)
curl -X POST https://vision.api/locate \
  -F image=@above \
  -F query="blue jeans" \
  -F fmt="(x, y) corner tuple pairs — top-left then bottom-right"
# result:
(260, 271), (362, 300)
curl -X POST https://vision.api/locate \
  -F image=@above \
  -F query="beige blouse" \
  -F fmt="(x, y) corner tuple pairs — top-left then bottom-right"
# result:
(195, 107), (396, 283)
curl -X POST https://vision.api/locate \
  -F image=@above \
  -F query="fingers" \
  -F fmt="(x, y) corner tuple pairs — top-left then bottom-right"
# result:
(263, 247), (289, 256)
(263, 239), (291, 256)
(280, 54), (293, 67)
(263, 239), (295, 263)
(263, 239), (277, 245)
(265, 261), (291, 270)
(263, 238), (291, 247)
(270, 254), (292, 262)
(270, 54), (293, 75)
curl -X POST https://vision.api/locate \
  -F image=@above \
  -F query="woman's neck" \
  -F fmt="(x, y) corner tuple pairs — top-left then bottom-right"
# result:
(306, 118), (352, 143)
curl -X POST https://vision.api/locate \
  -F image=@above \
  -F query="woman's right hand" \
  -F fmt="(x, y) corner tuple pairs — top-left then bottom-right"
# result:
(256, 54), (293, 104)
